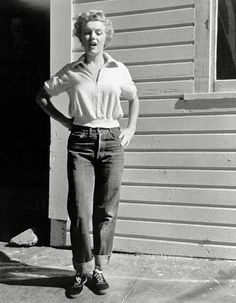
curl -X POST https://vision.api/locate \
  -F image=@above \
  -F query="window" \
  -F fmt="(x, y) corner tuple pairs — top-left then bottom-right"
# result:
(213, 0), (236, 92)
(217, 0), (236, 79)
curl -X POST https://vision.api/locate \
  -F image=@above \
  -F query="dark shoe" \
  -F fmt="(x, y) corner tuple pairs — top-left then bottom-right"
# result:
(66, 273), (87, 299)
(92, 268), (109, 294)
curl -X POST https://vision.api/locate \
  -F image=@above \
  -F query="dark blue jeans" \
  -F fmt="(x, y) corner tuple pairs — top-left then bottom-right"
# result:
(67, 125), (124, 274)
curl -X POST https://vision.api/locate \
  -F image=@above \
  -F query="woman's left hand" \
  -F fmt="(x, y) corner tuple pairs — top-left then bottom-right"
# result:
(119, 128), (135, 148)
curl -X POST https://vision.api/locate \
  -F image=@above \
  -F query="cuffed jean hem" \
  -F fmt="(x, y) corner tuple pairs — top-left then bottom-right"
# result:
(73, 258), (94, 275)
(94, 254), (111, 270)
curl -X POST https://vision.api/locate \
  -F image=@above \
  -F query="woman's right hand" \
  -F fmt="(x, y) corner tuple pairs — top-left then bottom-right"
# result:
(62, 117), (74, 130)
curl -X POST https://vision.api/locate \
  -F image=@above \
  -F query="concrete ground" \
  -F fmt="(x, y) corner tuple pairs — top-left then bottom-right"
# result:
(0, 242), (236, 302)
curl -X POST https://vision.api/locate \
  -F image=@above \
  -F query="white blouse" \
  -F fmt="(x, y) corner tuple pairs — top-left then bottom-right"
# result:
(44, 52), (137, 128)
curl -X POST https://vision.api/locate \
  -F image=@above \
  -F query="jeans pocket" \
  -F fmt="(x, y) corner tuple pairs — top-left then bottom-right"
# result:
(108, 128), (124, 148)
(71, 130), (87, 138)
(67, 131), (88, 149)
(109, 128), (121, 140)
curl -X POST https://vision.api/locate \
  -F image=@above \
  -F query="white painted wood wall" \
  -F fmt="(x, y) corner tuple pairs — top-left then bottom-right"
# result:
(49, 0), (236, 259)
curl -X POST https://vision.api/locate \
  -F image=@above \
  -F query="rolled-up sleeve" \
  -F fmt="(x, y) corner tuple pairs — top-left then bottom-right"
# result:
(44, 65), (70, 97)
(120, 64), (137, 100)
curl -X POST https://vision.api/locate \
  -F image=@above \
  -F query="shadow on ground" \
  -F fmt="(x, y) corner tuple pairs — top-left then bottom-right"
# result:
(165, 265), (236, 303)
(0, 248), (103, 300)
(0, 250), (73, 290)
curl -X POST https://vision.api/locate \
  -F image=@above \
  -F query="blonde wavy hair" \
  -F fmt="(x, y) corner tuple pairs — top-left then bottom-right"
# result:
(73, 10), (114, 48)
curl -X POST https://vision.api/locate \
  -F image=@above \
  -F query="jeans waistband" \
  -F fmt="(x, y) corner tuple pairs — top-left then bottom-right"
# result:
(71, 125), (119, 133)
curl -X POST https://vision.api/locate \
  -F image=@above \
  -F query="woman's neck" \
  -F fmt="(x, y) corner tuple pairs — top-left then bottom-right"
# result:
(85, 52), (105, 66)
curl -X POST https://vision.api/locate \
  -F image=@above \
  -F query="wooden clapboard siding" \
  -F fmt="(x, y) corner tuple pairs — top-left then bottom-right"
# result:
(110, 27), (194, 48)
(121, 186), (236, 207)
(135, 81), (193, 98)
(122, 98), (236, 115)
(124, 152), (236, 169)
(121, 115), (236, 132)
(68, 0), (236, 259)
(113, 238), (236, 259)
(116, 220), (236, 244)
(110, 8), (194, 31)
(127, 134), (236, 150)
(123, 169), (236, 188)
(128, 63), (194, 81)
(118, 203), (236, 225)
(73, 0), (195, 16)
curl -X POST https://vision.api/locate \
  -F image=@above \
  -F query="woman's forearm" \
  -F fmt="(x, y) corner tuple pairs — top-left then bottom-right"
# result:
(119, 95), (139, 148)
(127, 95), (139, 131)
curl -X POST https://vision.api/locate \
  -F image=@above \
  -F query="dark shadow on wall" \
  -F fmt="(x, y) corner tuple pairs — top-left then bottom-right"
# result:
(175, 97), (236, 111)
(0, 0), (50, 244)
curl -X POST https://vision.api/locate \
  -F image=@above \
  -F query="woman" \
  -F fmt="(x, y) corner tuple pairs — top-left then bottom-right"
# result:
(36, 10), (139, 298)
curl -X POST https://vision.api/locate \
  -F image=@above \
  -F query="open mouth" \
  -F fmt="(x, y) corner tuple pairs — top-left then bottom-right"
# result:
(89, 41), (97, 47)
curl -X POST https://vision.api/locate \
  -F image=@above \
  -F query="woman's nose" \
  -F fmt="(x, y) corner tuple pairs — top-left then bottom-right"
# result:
(90, 31), (96, 38)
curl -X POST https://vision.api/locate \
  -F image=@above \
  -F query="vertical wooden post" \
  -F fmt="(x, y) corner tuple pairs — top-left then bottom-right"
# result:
(49, 0), (72, 246)
(209, 0), (218, 90)
(194, 0), (213, 93)
(50, 219), (67, 246)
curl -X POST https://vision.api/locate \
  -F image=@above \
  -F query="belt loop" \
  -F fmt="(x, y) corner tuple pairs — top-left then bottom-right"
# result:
(88, 127), (92, 137)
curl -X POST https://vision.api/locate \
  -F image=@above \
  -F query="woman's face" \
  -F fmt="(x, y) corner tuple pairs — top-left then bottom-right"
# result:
(81, 20), (106, 56)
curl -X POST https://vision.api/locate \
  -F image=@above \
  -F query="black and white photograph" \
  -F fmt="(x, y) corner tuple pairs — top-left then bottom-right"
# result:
(0, 0), (236, 302)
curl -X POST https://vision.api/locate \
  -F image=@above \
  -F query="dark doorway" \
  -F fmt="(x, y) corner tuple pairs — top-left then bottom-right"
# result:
(0, 0), (50, 244)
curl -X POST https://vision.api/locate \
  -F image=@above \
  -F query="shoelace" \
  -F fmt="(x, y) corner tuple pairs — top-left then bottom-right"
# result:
(93, 270), (105, 283)
(74, 275), (83, 286)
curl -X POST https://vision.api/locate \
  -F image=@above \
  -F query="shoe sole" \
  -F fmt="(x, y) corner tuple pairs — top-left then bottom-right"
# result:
(66, 290), (84, 299)
(93, 284), (109, 295)
(66, 280), (87, 299)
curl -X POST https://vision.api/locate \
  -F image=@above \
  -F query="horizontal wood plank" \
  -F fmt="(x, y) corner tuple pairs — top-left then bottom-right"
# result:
(72, 45), (194, 65)
(122, 99), (182, 115)
(128, 63), (194, 81)
(78, 0), (104, 2)
(120, 186), (236, 207)
(118, 203), (236, 225)
(136, 80), (193, 97)
(126, 134), (236, 150)
(110, 27), (194, 48)
(113, 237), (236, 259)
(121, 115), (236, 132)
(116, 220), (236, 243)
(109, 45), (194, 64)
(109, 8), (194, 31)
(215, 80), (236, 93)
(122, 169), (236, 187)
(124, 152), (236, 168)
(73, 0), (195, 16)
(122, 98), (236, 115)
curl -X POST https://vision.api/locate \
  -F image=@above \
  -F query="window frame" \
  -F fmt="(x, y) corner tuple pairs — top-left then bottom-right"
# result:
(185, 0), (236, 100)
(214, 0), (236, 91)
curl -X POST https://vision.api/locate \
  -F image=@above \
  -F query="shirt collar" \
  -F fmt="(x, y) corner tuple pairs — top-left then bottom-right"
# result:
(103, 53), (119, 67)
(71, 52), (119, 68)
